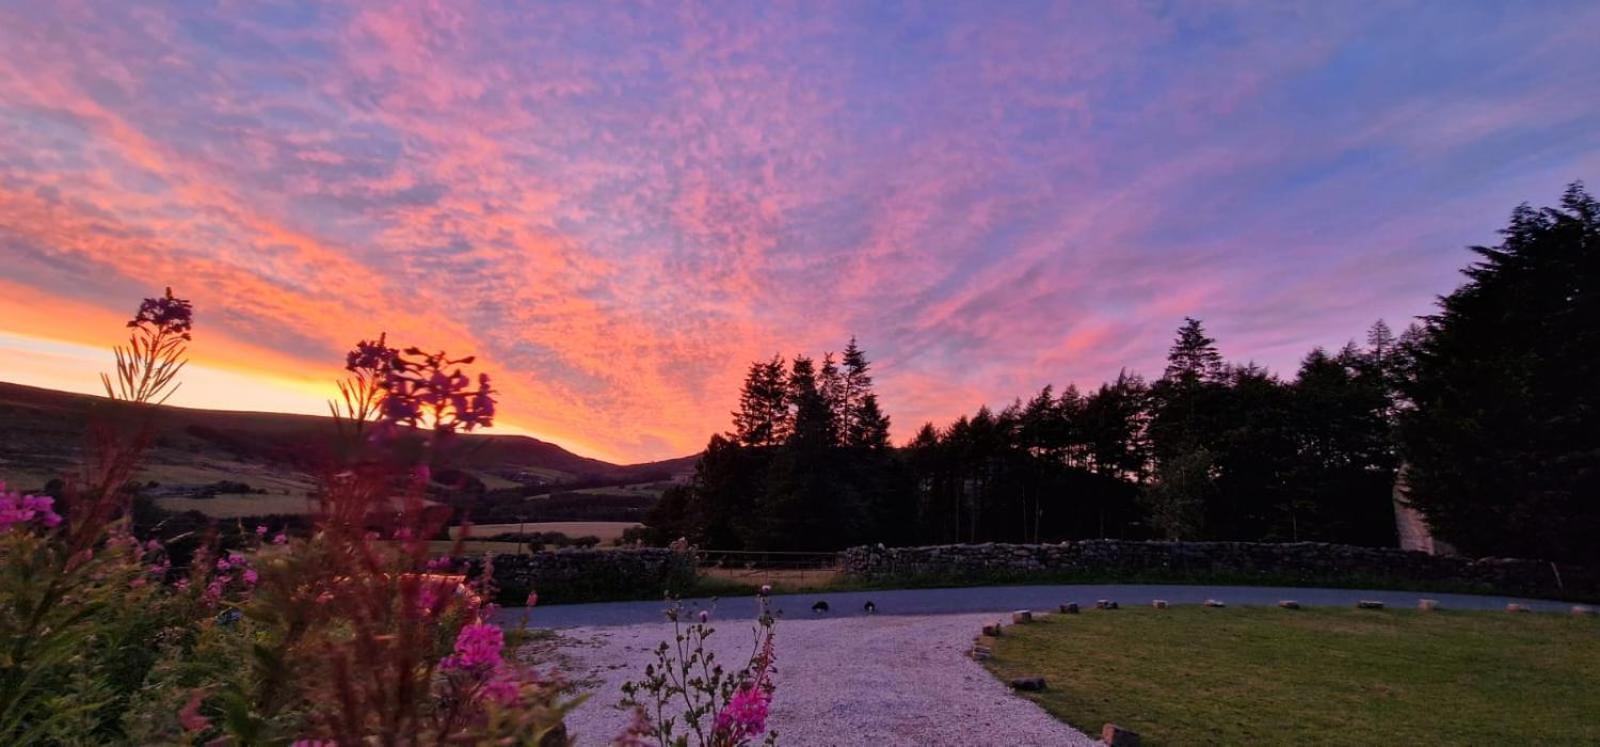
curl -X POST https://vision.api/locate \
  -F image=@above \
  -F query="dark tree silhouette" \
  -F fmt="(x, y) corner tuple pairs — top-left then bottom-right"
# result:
(1399, 183), (1600, 563)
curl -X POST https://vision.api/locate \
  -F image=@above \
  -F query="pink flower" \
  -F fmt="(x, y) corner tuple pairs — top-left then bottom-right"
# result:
(442, 623), (504, 673)
(714, 684), (771, 742)
(272, 532), (288, 545)
(242, 568), (259, 585)
(526, 591), (538, 607)
(0, 484), (63, 533)
(255, 525), (268, 537)
(480, 673), (521, 706)
(178, 689), (210, 732)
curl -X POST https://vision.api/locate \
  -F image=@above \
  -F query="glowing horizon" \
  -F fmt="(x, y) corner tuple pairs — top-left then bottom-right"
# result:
(3, 2), (1598, 462)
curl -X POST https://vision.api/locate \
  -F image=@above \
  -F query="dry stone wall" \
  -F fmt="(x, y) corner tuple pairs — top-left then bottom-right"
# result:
(840, 540), (1598, 600)
(480, 548), (697, 603)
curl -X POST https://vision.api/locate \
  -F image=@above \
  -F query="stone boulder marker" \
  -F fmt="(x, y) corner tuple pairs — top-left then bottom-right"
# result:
(1009, 676), (1047, 692)
(1356, 600), (1385, 610)
(1203, 599), (1226, 608)
(1059, 602), (1080, 614)
(1574, 605), (1597, 617)
(1151, 599), (1169, 609)
(1101, 723), (1141, 746)
(1418, 599), (1440, 611)
(1277, 600), (1301, 610)
(1012, 610), (1034, 624)
(982, 622), (1004, 637)
(1507, 603), (1530, 613)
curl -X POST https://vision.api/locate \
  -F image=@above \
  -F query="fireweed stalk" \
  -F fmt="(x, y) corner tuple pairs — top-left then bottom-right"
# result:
(620, 593), (780, 747)
(0, 290), (191, 743)
(152, 337), (576, 745)
(3, 292), (583, 745)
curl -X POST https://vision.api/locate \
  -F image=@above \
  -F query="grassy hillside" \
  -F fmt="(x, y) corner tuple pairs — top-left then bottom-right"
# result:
(0, 381), (695, 519)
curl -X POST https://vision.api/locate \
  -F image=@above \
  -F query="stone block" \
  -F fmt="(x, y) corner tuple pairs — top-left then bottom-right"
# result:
(1203, 599), (1226, 608)
(1507, 603), (1530, 613)
(1101, 723), (1141, 746)
(1418, 599), (1439, 611)
(1356, 600), (1385, 610)
(1151, 599), (1168, 609)
(1060, 602), (1079, 614)
(1009, 676), (1047, 692)
(1012, 610), (1033, 624)
(982, 623), (1004, 637)
(1574, 605), (1596, 616)
(1278, 600), (1301, 610)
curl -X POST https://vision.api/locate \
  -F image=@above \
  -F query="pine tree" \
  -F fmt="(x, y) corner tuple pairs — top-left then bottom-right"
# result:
(848, 393), (892, 449)
(1400, 183), (1600, 563)
(731, 355), (790, 446)
(787, 355), (838, 449)
(1163, 317), (1224, 385)
(819, 352), (847, 440)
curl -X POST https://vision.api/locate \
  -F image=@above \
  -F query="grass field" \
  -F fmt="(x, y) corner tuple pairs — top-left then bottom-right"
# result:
(448, 521), (640, 543)
(982, 606), (1600, 745)
(156, 493), (318, 518)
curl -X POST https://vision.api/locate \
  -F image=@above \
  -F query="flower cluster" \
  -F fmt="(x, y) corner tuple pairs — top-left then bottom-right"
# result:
(622, 595), (780, 747)
(0, 483), (62, 534)
(377, 348), (496, 433)
(345, 332), (397, 373)
(128, 286), (193, 340)
(440, 622), (526, 707)
(715, 684), (772, 744)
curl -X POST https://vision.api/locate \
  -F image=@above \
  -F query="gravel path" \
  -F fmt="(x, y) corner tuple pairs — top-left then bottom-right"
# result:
(536, 612), (1096, 746)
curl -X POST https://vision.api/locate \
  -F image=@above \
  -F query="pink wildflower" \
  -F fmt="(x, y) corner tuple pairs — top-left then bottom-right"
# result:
(442, 622), (504, 672)
(272, 532), (288, 545)
(178, 689), (210, 732)
(526, 590), (538, 607)
(714, 684), (771, 742)
(242, 568), (259, 586)
(255, 525), (268, 537)
(0, 484), (62, 533)
(480, 673), (521, 706)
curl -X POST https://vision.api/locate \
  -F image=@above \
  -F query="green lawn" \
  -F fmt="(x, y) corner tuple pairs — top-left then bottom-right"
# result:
(982, 606), (1600, 745)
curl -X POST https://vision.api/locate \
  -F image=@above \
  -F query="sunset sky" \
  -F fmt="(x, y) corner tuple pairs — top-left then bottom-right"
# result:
(2, 2), (1597, 463)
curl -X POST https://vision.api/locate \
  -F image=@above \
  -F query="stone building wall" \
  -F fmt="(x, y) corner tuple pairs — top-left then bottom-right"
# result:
(840, 540), (1597, 600)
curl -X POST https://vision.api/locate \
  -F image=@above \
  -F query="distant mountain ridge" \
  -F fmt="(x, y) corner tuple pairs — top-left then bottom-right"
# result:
(0, 380), (696, 490)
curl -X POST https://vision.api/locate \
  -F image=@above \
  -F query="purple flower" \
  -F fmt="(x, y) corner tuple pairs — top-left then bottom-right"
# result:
(0, 484), (62, 534)
(129, 287), (193, 340)
(346, 332), (397, 373)
(441, 622), (505, 673)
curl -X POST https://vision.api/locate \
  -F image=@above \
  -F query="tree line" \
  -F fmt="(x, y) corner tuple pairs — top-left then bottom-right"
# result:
(644, 183), (1599, 564)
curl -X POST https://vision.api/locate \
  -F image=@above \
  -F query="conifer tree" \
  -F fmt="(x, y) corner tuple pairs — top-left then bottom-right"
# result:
(1400, 183), (1600, 563)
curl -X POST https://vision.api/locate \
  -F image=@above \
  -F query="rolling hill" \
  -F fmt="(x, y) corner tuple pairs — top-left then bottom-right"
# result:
(0, 380), (696, 503)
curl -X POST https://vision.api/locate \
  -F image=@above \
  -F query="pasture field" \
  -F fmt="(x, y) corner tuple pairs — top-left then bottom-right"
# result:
(449, 521), (641, 544)
(156, 493), (318, 518)
(983, 606), (1600, 745)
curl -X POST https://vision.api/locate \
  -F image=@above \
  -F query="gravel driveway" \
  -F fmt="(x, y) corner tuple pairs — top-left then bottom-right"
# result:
(535, 611), (1096, 746)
